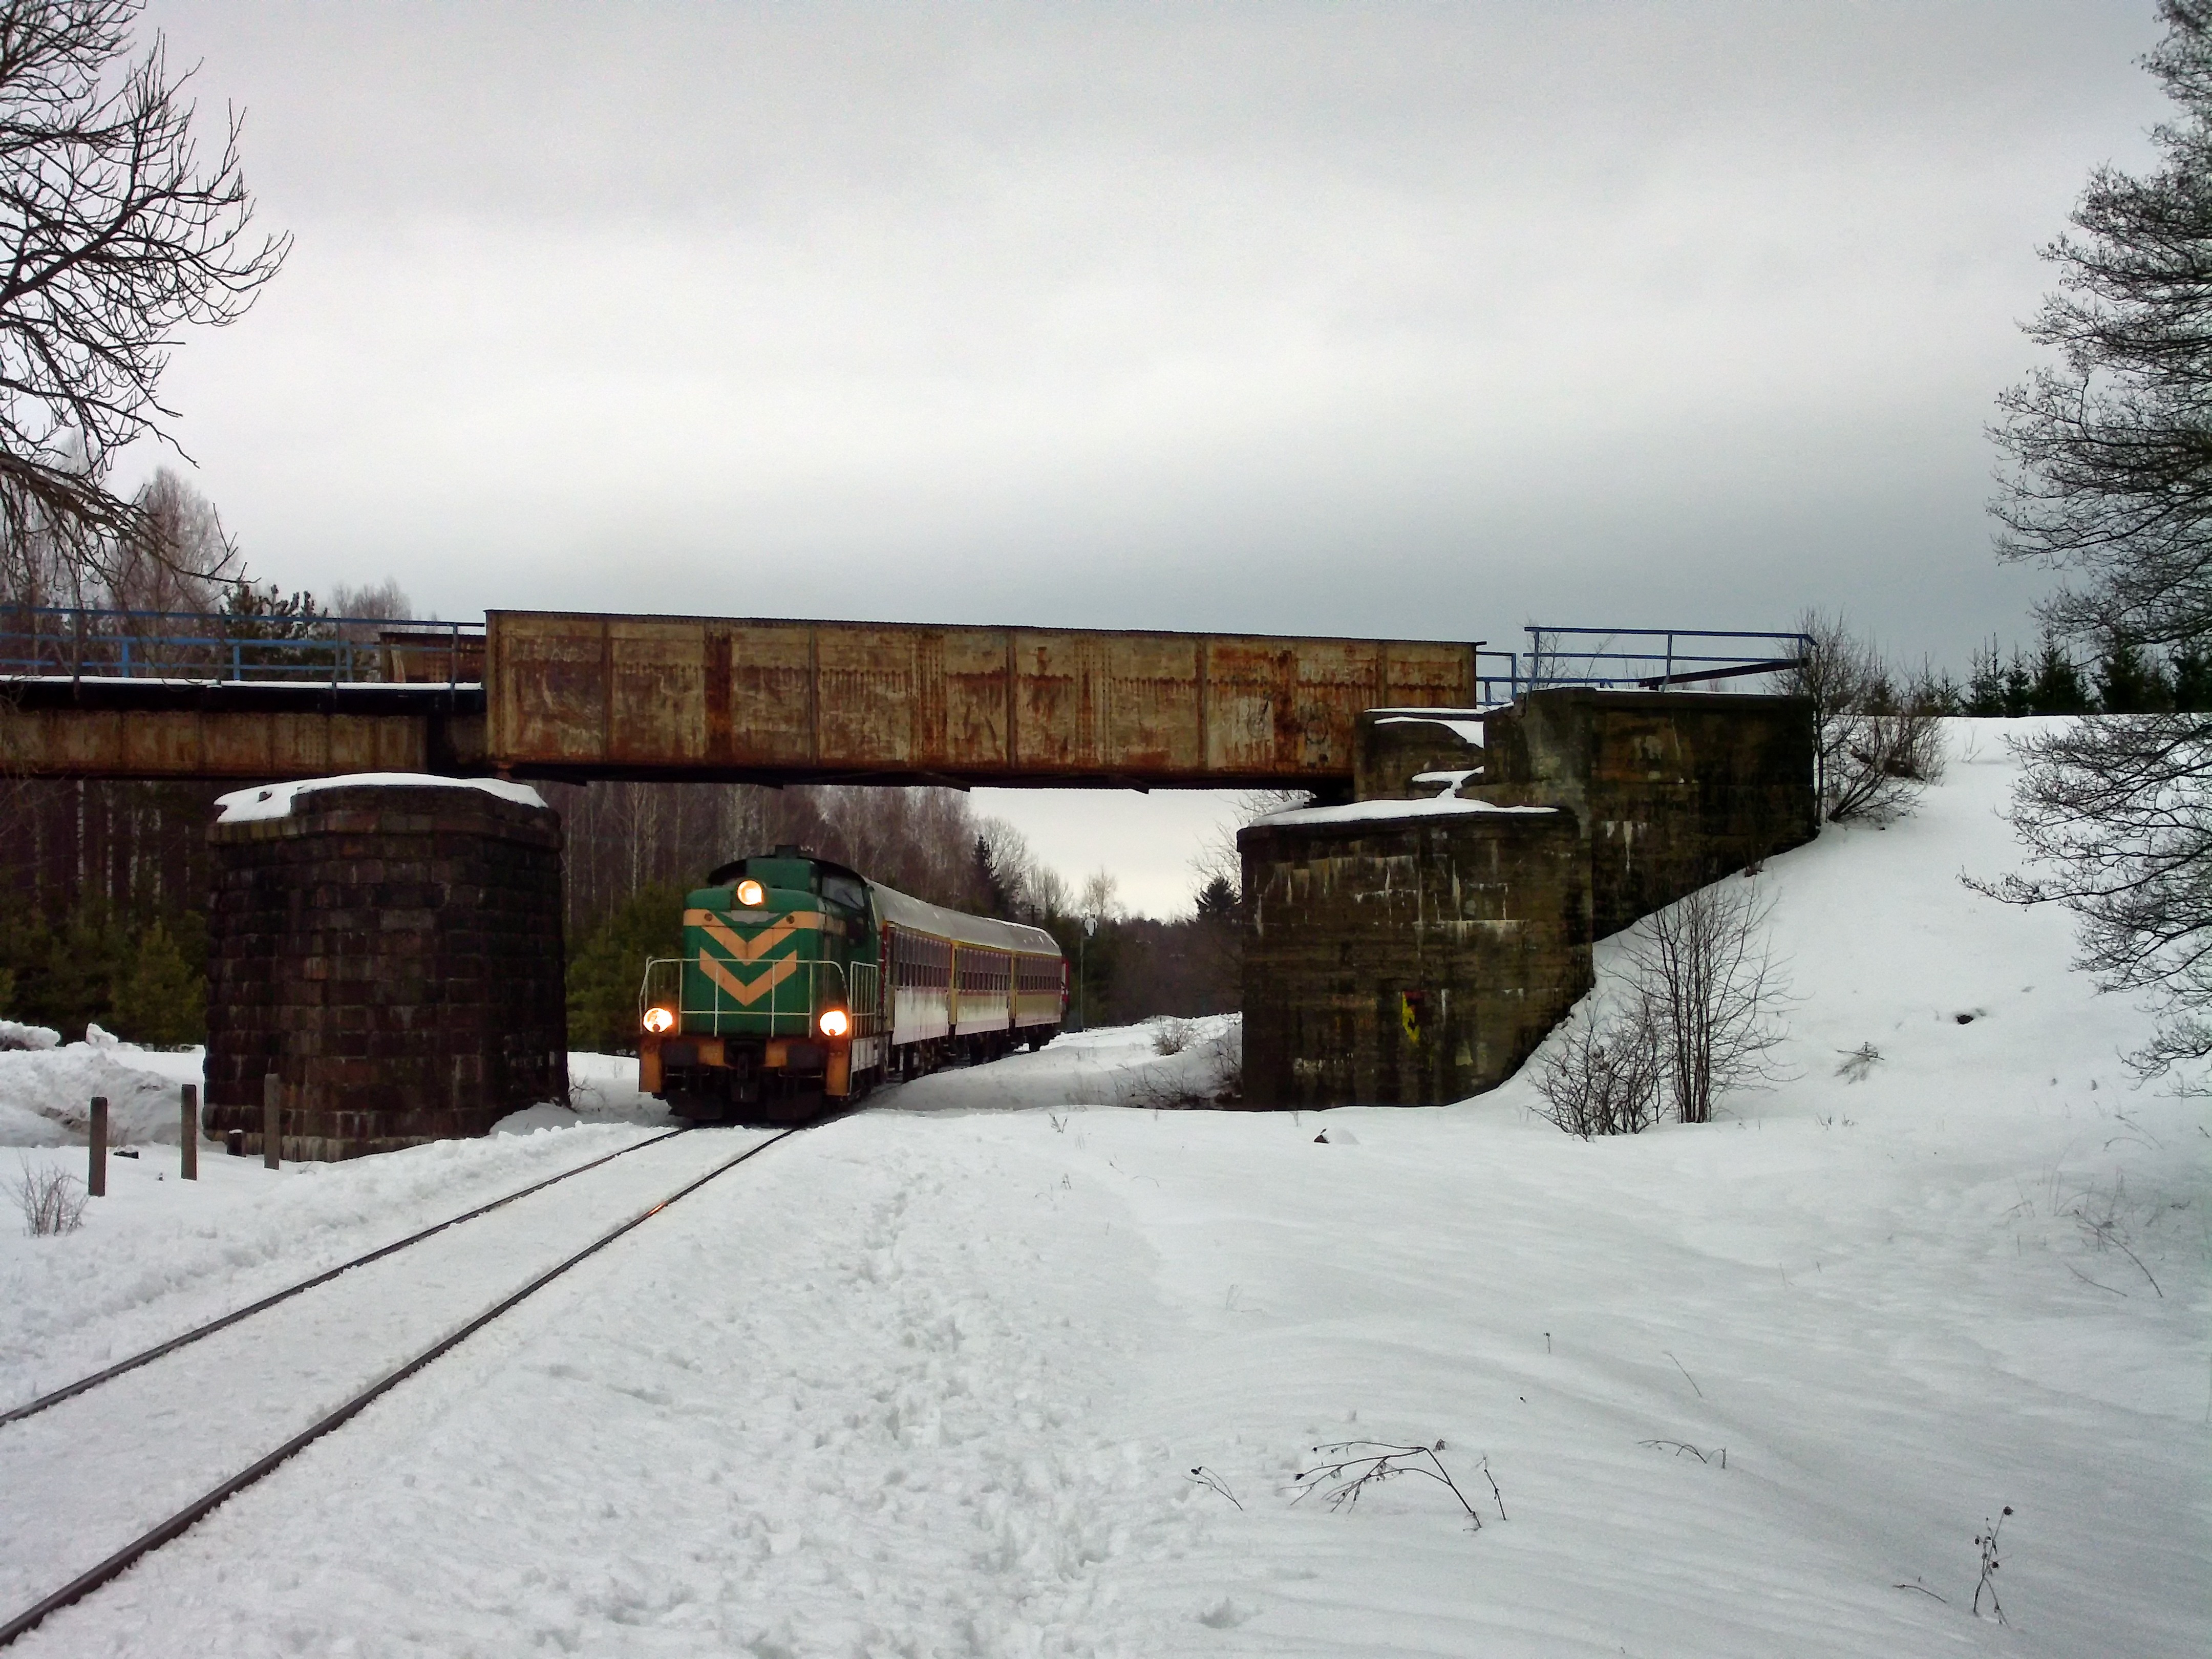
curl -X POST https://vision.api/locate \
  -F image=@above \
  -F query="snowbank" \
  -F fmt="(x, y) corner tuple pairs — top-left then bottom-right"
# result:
(0, 1020), (58, 1053)
(214, 772), (545, 823)
(1258, 795), (1558, 826)
(0, 1038), (203, 1146)
(885, 1015), (1242, 1115)
(0, 1043), (664, 1149)
(1370, 708), (1490, 745)
(491, 1052), (676, 1135)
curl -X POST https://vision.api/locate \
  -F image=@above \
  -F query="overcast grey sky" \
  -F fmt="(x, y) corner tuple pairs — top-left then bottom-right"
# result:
(126, 1), (2172, 913)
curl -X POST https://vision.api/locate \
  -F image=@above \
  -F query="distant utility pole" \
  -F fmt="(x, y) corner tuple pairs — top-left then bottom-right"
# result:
(1077, 916), (1096, 1032)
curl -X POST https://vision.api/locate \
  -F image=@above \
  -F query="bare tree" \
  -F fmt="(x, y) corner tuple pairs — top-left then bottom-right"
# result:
(326, 577), (412, 620)
(103, 465), (228, 612)
(1620, 879), (1790, 1124)
(1981, 6), (2212, 1077)
(1982, 715), (2212, 1074)
(973, 814), (1076, 922)
(1991, 2), (2212, 654)
(1026, 861), (1070, 922)
(1079, 866), (1121, 925)
(1532, 997), (1664, 1137)
(0, 0), (288, 590)
(1192, 788), (1311, 909)
(1783, 609), (1946, 824)
(549, 778), (1016, 940)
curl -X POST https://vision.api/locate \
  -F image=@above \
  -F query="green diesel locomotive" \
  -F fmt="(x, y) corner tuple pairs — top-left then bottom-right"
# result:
(637, 845), (1067, 1121)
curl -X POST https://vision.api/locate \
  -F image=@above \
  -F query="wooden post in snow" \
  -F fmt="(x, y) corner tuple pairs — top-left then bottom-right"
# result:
(262, 1072), (282, 1169)
(88, 1097), (107, 1197)
(181, 1084), (198, 1180)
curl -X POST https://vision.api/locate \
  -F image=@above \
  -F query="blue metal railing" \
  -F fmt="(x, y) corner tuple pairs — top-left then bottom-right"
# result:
(4, 608), (1802, 704)
(0, 605), (483, 688)
(1473, 626), (1810, 705)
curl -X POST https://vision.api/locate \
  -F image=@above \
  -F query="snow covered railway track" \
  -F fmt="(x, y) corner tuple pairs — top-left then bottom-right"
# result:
(0, 1125), (801, 1650)
(0, 1126), (693, 1431)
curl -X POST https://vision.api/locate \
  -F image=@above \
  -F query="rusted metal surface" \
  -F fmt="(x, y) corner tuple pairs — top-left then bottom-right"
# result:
(0, 681), (486, 780)
(487, 612), (1477, 786)
(2, 707), (426, 779)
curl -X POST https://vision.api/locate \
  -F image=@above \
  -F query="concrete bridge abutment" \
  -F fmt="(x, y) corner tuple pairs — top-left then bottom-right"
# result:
(1239, 689), (1817, 1109)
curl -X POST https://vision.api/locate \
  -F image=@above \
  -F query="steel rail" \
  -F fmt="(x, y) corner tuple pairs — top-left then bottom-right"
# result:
(0, 1126), (692, 1431)
(0, 1125), (800, 1650)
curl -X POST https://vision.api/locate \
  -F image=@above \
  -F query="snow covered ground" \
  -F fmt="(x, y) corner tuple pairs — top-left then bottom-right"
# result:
(0, 719), (2204, 1656)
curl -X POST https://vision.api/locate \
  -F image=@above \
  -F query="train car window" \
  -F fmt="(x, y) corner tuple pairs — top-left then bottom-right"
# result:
(821, 872), (866, 912)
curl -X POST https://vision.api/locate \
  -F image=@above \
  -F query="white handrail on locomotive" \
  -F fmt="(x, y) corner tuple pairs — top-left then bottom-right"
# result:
(637, 954), (883, 1040)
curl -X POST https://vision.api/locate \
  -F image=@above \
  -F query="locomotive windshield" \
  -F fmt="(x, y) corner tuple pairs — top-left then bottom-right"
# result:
(821, 871), (867, 912)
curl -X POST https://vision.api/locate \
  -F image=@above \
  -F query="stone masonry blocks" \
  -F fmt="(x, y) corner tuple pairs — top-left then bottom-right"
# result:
(203, 783), (567, 1160)
(1467, 689), (1816, 938)
(1240, 809), (1590, 1109)
(1247, 689), (1817, 1109)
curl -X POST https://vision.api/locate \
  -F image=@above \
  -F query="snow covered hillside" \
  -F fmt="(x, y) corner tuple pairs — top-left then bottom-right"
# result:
(0, 719), (2204, 1656)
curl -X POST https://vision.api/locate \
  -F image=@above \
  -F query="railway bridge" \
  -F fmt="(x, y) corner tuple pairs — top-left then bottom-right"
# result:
(2, 607), (1802, 792)
(2, 604), (1816, 1133)
(1, 609), (1508, 793)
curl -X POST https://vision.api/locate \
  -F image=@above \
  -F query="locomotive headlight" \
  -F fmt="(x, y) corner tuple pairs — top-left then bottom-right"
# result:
(735, 879), (765, 907)
(818, 1007), (850, 1039)
(642, 1006), (676, 1035)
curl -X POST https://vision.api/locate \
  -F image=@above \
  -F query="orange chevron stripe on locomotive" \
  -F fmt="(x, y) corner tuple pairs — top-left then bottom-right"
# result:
(685, 908), (824, 1007)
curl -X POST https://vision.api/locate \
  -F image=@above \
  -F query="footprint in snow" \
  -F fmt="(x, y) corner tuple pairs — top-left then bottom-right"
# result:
(1197, 1597), (1257, 1629)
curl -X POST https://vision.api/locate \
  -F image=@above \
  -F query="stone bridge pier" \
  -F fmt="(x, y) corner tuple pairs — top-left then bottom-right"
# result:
(1240, 688), (1817, 1109)
(202, 778), (569, 1160)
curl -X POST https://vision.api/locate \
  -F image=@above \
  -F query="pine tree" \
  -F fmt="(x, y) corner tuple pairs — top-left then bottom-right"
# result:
(2028, 632), (2092, 714)
(1965, 640), (2009, 716)
(565, 882), (687, 1054)
(2173, 640), (2212, 709)
(1191, 874), (1242, 1014)
(112, 919), (205, 1045)
(1194, 875), (1238, 923)
(2094, 639), (2174, 712)
(971, 834), (1013, 919)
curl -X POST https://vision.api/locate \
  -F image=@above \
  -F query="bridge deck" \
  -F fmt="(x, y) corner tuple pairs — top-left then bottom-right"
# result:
(2, 612), (1480, 788)
(485, 612), (1477, 789)
(0, 677), (487, 780)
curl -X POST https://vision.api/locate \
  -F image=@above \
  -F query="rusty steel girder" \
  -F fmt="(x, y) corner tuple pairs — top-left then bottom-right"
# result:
(486, 612), (1478, 787)
(0, 681), (487, 781)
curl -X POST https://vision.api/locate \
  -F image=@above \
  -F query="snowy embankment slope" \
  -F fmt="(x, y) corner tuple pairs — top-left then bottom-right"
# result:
(0, 719), (2203, 1657)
